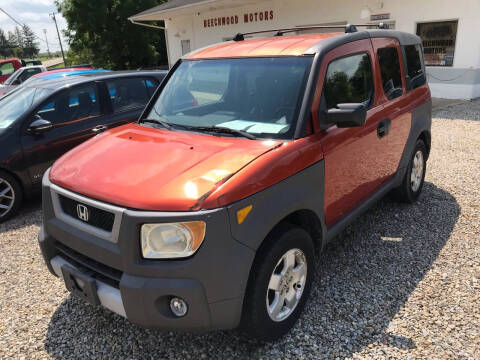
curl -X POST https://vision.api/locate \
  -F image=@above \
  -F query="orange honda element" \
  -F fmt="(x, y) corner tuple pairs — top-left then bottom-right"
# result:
(39, 26), (431, 341)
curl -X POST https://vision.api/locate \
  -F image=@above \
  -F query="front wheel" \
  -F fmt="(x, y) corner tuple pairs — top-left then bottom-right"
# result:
(241, 225), (315, 341)
(0, 170), (23, 223)
(393, 139), (427, 203)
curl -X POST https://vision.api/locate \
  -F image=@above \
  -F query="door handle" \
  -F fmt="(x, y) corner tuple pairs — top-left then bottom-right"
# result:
(377, 118), (391, 138)
(92, 125), (107, 134)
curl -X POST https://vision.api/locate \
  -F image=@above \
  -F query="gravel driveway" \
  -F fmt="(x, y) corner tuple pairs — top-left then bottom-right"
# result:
(1, 101), (479, 359)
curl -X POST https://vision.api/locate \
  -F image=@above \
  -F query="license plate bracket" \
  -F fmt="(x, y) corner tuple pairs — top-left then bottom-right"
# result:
(61, 264), (100, 306)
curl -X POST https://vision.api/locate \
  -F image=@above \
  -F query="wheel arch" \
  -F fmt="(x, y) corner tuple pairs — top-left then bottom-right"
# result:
(270, 209), (324, 254)
(0, 167), (25, 196)
(418, 130), (431, 159)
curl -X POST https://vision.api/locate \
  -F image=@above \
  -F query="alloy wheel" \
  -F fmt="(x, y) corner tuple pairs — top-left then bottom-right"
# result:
(266, 248), (307, 322)
(411, 150), (424, 192)
(0, 178), (15, 218)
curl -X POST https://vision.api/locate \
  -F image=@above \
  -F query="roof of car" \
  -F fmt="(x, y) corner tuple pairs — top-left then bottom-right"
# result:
(31, 70), (168, 90)
(186, 30), (421, 59)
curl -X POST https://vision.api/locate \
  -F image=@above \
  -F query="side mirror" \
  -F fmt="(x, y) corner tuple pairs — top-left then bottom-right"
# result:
(28, 117), (53, 134)
(325, 103), (367, 128)
(12, 79), (21, 85)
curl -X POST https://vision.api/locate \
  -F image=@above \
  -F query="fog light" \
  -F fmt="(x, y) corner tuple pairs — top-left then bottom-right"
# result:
(170, 297), (188, 317)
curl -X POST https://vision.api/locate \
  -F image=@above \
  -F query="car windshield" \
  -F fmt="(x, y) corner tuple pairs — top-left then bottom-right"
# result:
(3, 69), (21, 85)
(145, 57), (313, 139)
(0, 86), (54, 132)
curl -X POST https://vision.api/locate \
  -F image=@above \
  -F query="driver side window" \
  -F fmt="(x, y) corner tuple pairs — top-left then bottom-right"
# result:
(35, 83), (101, 124)
(323, 53), (374, 110)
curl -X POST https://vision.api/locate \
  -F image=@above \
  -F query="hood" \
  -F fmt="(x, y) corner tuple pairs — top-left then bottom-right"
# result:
(50, 123), (282, 211)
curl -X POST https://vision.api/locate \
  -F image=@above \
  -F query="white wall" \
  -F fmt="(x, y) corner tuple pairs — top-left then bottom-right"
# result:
(163, 0), (480, 99)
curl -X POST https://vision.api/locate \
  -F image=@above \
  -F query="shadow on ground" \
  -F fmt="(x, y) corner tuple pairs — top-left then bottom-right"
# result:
(44, 182), (459, 359)
(0, 195), (42, 232)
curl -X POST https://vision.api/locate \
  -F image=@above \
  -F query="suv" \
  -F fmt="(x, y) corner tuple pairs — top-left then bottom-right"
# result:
(0, 70), (166, 222)
(38, 28), (431, 341)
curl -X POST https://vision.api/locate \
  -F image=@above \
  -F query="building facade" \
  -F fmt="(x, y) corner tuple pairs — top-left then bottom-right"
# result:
(130, 0), (480, 99)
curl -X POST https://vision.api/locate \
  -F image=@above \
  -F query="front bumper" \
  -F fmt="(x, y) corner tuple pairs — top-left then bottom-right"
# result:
(39, 172), (255, 331)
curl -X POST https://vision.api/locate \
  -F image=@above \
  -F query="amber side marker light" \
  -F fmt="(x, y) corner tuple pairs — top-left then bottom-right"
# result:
(237, 205), (252, 224)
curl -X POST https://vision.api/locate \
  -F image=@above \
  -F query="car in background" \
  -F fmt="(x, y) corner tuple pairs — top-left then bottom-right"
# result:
(23, 59), (43, 67)
(0, 58), (23, 83)
(0, 70), (167, 221)
(0, 65), (47, 97)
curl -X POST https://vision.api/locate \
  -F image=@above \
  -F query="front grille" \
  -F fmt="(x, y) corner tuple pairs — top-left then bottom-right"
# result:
(55, 242), (122, 288)
(59, 195), (115, 232)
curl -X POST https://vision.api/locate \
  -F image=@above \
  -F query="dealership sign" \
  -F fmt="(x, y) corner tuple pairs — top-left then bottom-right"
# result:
(204, 10), (274, 28)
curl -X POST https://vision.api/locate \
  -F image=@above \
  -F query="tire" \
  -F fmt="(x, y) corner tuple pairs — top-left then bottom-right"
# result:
(393, 139), (427, 203)
(241, 224), (315, 341)
(0, 170), (23, 223)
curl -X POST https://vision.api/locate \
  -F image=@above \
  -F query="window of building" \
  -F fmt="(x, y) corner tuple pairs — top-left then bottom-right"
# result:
(404, 44), (426, 90)
(377, 47), (403, 100)
(323, 53), (374, 109)
(417, 21), (458, 66)
(106, 77), (156, 113)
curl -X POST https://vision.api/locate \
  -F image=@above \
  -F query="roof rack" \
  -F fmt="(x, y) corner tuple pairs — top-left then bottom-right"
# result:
(232, 22), (389, 41)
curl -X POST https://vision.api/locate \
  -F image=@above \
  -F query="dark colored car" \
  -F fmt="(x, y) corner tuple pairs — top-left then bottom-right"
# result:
(0, 70), (166, 221)
(38, 28), (431, 341)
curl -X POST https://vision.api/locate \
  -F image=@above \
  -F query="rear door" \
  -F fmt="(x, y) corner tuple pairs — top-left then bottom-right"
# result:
(21, 81), (109, 185)
(102, 76), (160, 127)
(370, 38), (411, 179)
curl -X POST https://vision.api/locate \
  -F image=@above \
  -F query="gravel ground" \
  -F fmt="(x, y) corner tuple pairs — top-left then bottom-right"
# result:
(1, 102), (479, 359)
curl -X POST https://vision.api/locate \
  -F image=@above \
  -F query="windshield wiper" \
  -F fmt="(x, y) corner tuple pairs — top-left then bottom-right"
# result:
(140, 118), (173, 130)
(191, 126), (257, 140)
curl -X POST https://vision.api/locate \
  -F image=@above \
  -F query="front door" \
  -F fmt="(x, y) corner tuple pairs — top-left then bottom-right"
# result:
(314, 39), (390, 227)
(21, 82), (108, 185)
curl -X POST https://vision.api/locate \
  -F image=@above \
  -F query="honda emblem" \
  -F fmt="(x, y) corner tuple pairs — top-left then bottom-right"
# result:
(76, 204), (89, 222)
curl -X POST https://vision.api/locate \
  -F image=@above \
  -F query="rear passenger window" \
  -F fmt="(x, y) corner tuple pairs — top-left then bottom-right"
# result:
(19, 68), (42, 82)
(36, 83), (101, 124)
(323, 53), (374, 109)
(377, 47), (403, 100)
(404, 44), (426, 90)
(106, 77), (157, 113)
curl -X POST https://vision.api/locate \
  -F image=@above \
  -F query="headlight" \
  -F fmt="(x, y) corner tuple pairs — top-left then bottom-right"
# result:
(141, 221), (206, 259)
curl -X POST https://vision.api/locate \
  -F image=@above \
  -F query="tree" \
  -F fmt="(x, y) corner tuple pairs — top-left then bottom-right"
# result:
(22, 25), (40, 58)
(14, 26), (24, 49)
(56, 0), (168, 70)
(7, 30), (22, 58)
(0, 29), (10, 58)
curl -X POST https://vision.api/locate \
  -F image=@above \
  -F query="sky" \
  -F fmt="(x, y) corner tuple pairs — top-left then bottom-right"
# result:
(0, 0), (68, 54)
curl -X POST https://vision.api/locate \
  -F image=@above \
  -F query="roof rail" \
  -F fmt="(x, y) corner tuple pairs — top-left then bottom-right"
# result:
(232, 22), (389, 41)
